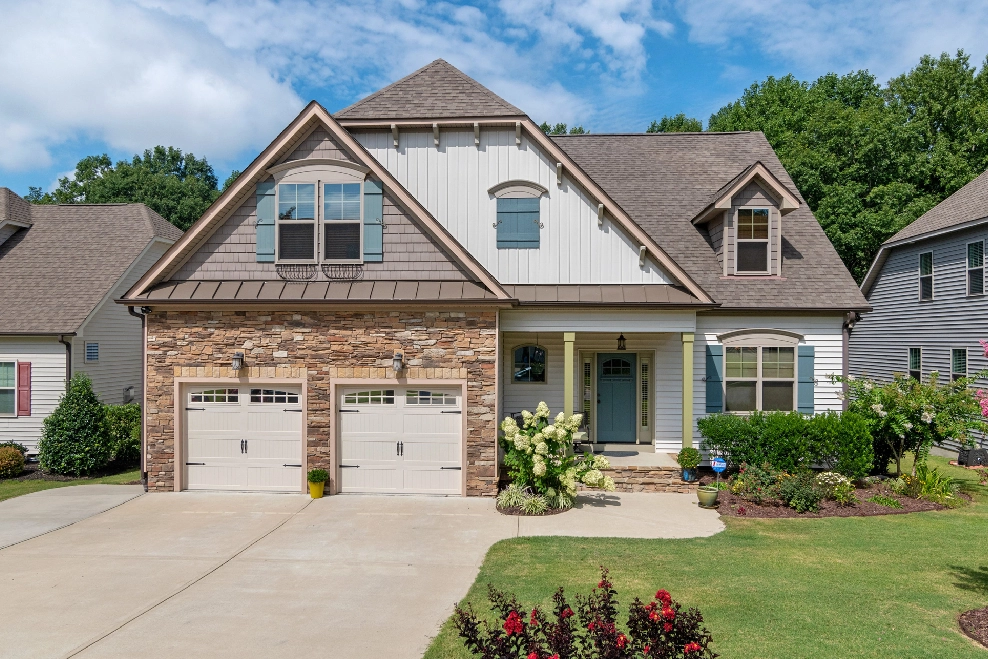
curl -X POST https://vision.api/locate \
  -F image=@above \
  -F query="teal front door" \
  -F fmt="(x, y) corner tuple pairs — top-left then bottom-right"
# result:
(596, 353), (636, 443)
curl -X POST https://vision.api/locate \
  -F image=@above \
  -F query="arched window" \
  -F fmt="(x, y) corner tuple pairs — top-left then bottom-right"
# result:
(513, 345), (547, 383)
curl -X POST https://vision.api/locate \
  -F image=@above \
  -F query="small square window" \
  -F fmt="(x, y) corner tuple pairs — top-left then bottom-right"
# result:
(85, 342), (99, 362)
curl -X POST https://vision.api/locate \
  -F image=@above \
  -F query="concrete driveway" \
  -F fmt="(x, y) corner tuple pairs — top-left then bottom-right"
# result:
(0, 491), (722, 659)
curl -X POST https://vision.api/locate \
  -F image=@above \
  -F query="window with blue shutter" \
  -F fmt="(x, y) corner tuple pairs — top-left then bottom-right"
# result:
(363, 179), (383, 262)
(797, 345), (815, 414)
(496, 197), (541, 249)
(255, 180), (275, 263)
(705, 345), (724, 413)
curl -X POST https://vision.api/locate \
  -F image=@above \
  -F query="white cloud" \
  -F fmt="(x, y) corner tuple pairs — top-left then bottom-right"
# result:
(676, 0), (988, 83)
(0, 0), (302, 172)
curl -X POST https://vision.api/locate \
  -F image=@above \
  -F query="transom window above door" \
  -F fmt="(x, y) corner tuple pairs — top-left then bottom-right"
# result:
(513, 345), (547, 383)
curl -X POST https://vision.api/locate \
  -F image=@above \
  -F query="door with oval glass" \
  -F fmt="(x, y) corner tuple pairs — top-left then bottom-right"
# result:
(596, 353), (637, 443)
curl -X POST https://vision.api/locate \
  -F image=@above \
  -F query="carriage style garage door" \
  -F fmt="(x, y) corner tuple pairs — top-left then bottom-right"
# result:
(184, 386), (304, 492)
(339, 387), (463, 495)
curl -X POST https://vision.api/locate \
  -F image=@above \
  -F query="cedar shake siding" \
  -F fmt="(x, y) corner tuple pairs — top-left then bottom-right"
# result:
(144, 309), (498, 495)
(279, 126), (356, 164)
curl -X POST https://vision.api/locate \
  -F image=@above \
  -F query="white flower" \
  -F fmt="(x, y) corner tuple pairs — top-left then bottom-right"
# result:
(903, 422), (913, 431)
(567, 414), (583, 432)
(535, 401), (550, 419)
(521, 410), (534, 427)
(879, 410), (888, 418)
(601, 476), (616, 492)
(871, 403), (883, 413)
(514, 435), (530, 452)
(542, 425), (557, 440)
(555, 412), (566, 425)
(592, 455), (611, 470)
(582, 469), (603, 487)
(863, 382), (874, 391)
(532, 432), (545, 444)
(533, 461), (546, 477)
(922, 411), (934, 423)
(535, 442), (548, 455)
(848, 374), (856, 381)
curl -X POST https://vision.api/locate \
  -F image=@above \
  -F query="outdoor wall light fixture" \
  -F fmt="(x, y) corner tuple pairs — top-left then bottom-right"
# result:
(231, 352), (245, 371)
(393, 351), (405, 373)
(617, 334), (627, 351)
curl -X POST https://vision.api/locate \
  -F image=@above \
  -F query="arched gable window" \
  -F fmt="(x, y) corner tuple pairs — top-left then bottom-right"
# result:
(489, 180), (547, 250)
(513, 345), (547, 383)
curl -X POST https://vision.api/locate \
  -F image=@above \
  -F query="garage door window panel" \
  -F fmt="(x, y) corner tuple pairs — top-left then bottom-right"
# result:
(406, 390), (457, 405)
(250, 388), (299, 404)
(191, 388), (239, 403)
(344, 390), (395, 405)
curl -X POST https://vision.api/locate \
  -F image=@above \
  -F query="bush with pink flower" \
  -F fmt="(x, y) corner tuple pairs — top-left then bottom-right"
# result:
(454, 567), (717, 658)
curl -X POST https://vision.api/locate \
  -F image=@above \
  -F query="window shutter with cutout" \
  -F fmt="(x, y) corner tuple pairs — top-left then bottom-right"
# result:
(16, 362), (30, 416)
(363, 179), (383, 262)
(255, 180), (275, 263)
(797, 345), (815, 414)
(496, 198), (541, 248)
(705, 345), (723, 413)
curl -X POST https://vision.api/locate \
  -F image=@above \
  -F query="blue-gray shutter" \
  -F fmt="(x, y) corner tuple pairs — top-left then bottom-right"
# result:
(255, 180), (275, 263)
(705, 344), (724, 413)
(496, 197), (541, 248)
(797, 345), (815, 414)
(363, 179), (383, 262)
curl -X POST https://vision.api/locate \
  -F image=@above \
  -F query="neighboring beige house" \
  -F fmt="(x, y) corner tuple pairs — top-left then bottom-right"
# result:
(0, 188), (182, 454)
(121, 60), (868, 496)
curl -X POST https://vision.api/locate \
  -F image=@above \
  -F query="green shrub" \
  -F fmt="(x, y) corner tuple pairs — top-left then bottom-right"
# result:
(697, 412), (766, 467)
(677, 446), (701, 470)
(816, 471), (857, 506)
(0, 446), (25, 478)
(307, 468), (328, 483)
(912, 463), (958, 504)
(807, 411), (874, 479)
(761, 411), (811, 472)
(39, 374), (111, 476)
(868, 494), (903, 508)
(496, 483), (527, 508)
(0, 441), (28, 455)
(104, 403), (141, 467)
(520, 493), (548, 515)
(730, 462), (780, 504)
(778, 472), (824, 513)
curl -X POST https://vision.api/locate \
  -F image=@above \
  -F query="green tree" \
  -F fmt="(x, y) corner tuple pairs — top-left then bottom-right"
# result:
(539, 122), (588, 135)
(27, 146), (222, 230)
(707, 51), (988, 281)
(647, 114), (703, 132)
(222, 169), (242, 191)
(38, 374), (112, 476)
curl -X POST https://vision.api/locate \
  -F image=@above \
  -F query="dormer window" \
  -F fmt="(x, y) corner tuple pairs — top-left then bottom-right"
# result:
(735, 208), (770, 274)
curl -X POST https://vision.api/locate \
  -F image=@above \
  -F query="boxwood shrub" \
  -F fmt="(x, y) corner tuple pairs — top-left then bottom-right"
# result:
(38, 374), (112, 476)
(105, 403), (141, 467)
(698, 410), (873, 478)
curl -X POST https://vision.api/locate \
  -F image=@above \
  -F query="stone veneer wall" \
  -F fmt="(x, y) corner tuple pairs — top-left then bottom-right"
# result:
(601, 467), (697, 494)
(145, 309), (498, 495)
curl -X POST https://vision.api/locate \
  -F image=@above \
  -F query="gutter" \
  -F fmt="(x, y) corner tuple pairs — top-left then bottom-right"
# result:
(57, 335), (72, 384)
(128, 306), (151, 493)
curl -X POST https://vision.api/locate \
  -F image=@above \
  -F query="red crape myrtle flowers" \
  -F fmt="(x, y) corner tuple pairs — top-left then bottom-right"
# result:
(453, 567), (718, 658)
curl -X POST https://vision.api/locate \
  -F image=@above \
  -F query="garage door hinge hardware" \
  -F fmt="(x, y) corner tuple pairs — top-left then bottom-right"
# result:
(440, 466), (461, 470)
(340, 465), (360, 468)
(441, 410), (462, 414)
(340, 409), (359, 413)
(185, 407), (205, 411)
(282, 464), (302, 467)
(186, 462), (205, 466)
(283, 409), (302, 412)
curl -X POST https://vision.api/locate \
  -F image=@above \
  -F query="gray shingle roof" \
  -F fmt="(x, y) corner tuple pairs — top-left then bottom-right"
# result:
(552, 133), (869, 311)
(887, 168), (988, 244)
(335, 60), (524, 120)
(0, 189), (183, 334)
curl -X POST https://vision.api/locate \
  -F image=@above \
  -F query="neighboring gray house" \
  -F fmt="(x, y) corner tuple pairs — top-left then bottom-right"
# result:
(0, 188), (182, 454)
(851, 168), (988, 399)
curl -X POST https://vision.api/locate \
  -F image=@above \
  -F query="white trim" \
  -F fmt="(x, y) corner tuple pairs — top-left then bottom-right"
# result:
(488, 179), (548, 198)
(267, 158), (369, 177)
(717, 328), (804, 345)
(723, 345), (797, 412)
(733, 207), (771, 275)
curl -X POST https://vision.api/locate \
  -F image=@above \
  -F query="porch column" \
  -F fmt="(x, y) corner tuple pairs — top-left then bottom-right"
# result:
(682, 332), (694, 448)
(564, 332), (575, 416)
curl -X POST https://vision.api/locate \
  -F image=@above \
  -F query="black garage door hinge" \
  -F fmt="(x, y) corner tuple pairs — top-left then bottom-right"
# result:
(440, 466), (462, 470)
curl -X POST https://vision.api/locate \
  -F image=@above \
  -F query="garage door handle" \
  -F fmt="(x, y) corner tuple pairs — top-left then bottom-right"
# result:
(340, 409), (359, 413)
(340, 465), (360, 468)
(186, 407), (205, 411)
(283, 409), (302, 412)
(186, 462), (205, 466)
(282, 464), (302, 467)
(440, 466), (461, 470)
(441, 410), (462, 414)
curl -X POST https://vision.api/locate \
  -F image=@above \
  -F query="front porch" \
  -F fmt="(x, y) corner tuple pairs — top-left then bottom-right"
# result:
(580, 444), (696, 493)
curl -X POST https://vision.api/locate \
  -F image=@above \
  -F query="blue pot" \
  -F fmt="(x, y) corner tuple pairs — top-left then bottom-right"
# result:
(682, 469), (695, 482)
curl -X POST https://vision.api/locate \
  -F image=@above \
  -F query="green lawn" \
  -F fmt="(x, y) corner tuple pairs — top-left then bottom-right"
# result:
(0, 467), (141, 502)
(425, 457), (988, 658)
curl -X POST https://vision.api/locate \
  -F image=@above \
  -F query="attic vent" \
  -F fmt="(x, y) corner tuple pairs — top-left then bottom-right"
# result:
(322, 264), (364, 281)
(275, 264), (317, 281)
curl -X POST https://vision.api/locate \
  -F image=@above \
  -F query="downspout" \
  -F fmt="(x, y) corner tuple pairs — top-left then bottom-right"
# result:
(57, 335), (72, 384)
(129, 306), (150, 492)
(841, 312), (858, 412)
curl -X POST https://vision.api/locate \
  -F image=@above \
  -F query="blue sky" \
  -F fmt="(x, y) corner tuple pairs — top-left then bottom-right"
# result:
(2, 0), (987, 197)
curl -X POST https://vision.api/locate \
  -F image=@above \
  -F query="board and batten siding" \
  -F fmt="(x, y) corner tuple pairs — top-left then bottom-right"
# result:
(354, 129), (674, 285)
(75, 240), (172, 405)
(0, 337), (67, 453)
(850, 226), (988, 449)
(689, 314), (845, 447)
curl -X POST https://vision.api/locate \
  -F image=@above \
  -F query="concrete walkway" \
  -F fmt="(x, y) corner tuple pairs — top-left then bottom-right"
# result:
(0, 484), (144, 549)
(0, 491), (722, 659)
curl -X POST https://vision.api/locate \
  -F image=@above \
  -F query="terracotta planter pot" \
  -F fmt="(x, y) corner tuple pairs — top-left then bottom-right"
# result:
(696, 486), (719, 508)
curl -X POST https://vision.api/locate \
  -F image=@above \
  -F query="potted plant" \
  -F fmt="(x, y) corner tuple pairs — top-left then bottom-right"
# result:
(677, 447), (701, 482)
(307, 468), (328, 498)
(696, 485), (719, 508)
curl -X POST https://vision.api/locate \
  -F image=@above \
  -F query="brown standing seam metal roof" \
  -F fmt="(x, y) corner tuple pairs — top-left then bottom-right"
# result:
(501, 285), (709, 306)
(0, 188), (182, 334)
(134, 280), (502, 303)
(551, 134), (870, 311)
(886, 167), (988, 244)
(334, 59), (524, 120)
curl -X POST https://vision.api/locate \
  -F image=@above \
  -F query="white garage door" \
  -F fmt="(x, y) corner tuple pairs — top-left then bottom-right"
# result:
(185, 386), (303, 492)
(339, 387), (462, 495)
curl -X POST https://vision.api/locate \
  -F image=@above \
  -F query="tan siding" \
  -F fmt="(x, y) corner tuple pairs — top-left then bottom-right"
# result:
(0, 337), (67, 453)
(76, 241), (171, 404)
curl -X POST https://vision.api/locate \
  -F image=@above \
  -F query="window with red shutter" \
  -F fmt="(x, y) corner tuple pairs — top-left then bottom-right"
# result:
(16, 362), (30, 416)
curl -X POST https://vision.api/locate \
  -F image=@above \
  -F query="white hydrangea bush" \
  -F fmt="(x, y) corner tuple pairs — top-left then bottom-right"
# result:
(499, 402), (615, 509)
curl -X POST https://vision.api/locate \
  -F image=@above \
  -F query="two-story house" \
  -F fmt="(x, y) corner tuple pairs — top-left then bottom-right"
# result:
(852, 168), (988, 414)
(119, 60), (868, 496)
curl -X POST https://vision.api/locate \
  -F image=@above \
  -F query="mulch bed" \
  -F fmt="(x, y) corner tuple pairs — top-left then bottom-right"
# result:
(496, 505), (570, 517)
(5, 462), (141, 485)
(697, 474), (955, 518)
(959, 607), (988, 649)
